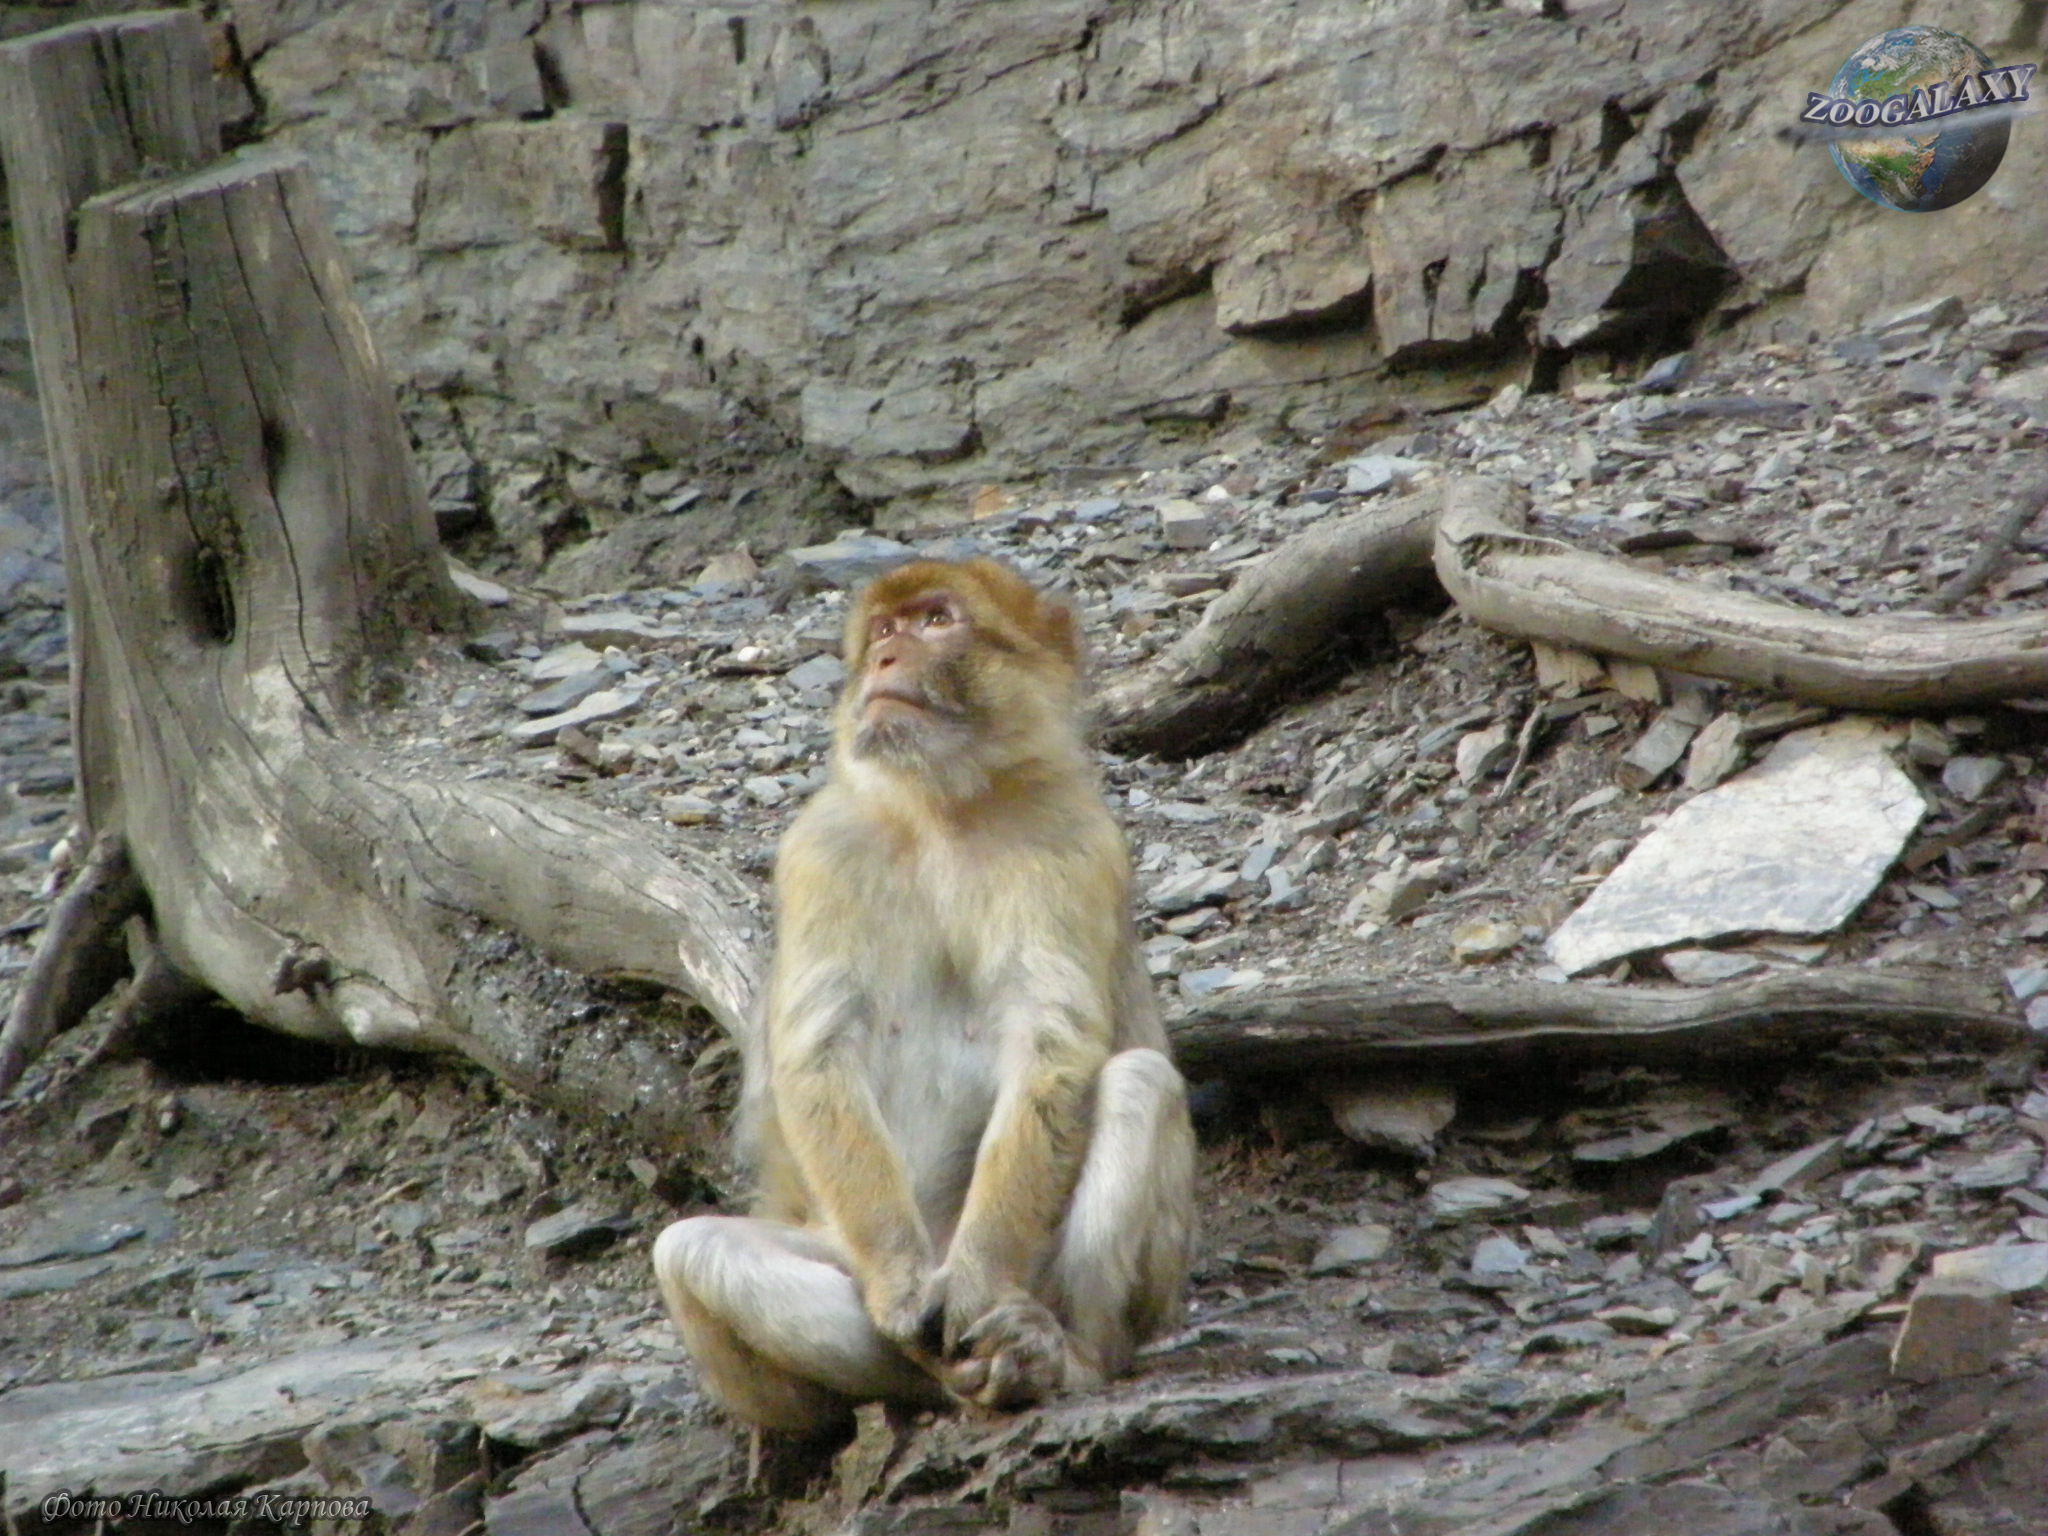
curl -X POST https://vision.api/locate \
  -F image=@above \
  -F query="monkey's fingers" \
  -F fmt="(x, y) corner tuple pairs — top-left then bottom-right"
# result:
(949, 1294), (1048, 1353)
(980, 1347), (1051, 1410)
(947, 1299), (1066, 1410)
(946, 1354), (992, 1401)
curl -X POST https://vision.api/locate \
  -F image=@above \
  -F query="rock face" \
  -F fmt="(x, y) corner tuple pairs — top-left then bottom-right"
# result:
(6, 1), (2048, 583)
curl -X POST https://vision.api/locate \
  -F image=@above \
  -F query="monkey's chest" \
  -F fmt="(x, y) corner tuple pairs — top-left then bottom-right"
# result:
(838, 851), (1023, 1225)
(861, 973), (1003, 1232)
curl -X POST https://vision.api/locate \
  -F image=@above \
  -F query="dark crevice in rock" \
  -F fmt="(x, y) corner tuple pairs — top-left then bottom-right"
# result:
(188, 541), (237, 645)
(1600, 181), (1737, 341)
(1373, 142), (1449, 196)
(1229, 284), (1376, 342)
(1597, 99), (1639, 170)
(533, 40), (570, 114)
(1661, 98), (1714, 162)
(1118, 262), (1216, 329)
(1880, 1483), (1947, 1536)
(537, 497), (589, 564)
(595, 124), (628, 252)
(138, 997), (363, 1085)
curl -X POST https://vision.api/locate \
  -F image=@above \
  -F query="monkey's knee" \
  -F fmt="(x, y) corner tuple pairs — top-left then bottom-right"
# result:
(1102, 1046), (1185, 1093)
(1098, 1047), (1189, 1125)
(652, 1217), (861, 1436)
(1057, 1049), (1195, 1371)
(651, 1216), (762, 1364)
(652, 1216), (746, 1352)
(652, 1216), (724, 1304)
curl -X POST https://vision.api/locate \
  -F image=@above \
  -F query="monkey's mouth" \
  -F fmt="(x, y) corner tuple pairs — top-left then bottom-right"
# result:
(863, 686), (961, 719)
(864, 685), (926, 709)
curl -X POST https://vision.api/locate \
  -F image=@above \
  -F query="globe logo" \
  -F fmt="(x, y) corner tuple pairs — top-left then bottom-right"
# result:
(1806, 26), (2034, 212)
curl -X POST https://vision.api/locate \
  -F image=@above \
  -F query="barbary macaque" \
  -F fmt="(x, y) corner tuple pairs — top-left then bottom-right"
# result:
(654, 558), (1195, 1434)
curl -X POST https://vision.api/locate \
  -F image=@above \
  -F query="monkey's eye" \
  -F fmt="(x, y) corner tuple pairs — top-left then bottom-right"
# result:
(874, 618), (897, 640)
(922, 608), (952, 629)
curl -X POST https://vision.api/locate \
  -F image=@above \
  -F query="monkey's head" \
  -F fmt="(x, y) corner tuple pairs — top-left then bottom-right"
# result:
(836, 558), (1085, 798)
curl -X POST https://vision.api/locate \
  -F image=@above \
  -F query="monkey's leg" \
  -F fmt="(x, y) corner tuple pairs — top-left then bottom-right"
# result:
(1050, 1047), (1196, 1380)
(652, 1215), (949, 1434)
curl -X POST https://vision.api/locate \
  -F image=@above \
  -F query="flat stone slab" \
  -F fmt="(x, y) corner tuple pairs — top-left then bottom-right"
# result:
(1309, 1222), (1395, 1276)
(1341, 454), (1429, 495)
(0, 1256), (118, 1299)
(1325, 1078), (1456, 1158)
(448, 565), (510, 606)
(784, 653), (846, 693)
(1, 1320), (550, 1510)
(529, 641), (604, 681)
(552, 611), (688, 647)
(516, 665), (616, 717)
(1891, 1275), (2013, 1383)
(506, 687), (646, 745)
(1426, 1176), (1530, 1222)
(783, 533), (916, 591)
(0, 1186), (173, 1268)
(1931, 1242), (2048, 1295)
(1547, 722), (1924, 975)
(466, 1372), (631, 1450)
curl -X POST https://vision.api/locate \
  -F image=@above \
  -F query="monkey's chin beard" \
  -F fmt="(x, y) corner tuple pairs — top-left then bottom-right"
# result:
(853, 708), (988, 801)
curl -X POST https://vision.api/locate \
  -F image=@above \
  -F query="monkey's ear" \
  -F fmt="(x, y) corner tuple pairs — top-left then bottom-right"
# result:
(1035, 597), (1081, 669)
(841, 602), (870, 669)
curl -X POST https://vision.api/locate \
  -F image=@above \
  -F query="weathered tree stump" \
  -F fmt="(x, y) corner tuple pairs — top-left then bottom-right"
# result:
(0, 12), (759, 1154)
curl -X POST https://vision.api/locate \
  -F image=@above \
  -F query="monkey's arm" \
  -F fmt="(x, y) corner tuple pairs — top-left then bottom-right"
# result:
(938, 949), (1113, 1345)
(768, 959), (940, 1350)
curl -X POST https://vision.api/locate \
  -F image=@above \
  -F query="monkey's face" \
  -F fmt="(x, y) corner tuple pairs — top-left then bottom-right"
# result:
(850, 590), (978, 766)
(835, 560), (1085, 799)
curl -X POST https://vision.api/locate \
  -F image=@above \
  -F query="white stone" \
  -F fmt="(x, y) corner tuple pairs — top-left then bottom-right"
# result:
(1930, 1243), (2048, 1295)
(1157, 499), (1217, 550)
(554, 611), (688, 648)
(1340, 454), (1428, 496)
(1546, 722), (1925, 976)
(449, 564), (511, 606)
(1426, 1176), (1529, 1222)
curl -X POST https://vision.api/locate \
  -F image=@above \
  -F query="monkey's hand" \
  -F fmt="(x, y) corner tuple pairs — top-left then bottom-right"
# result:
(861, 1258), (947, 1371)
(943, 1294), (1070, 1410)
(920, 1261), (1067, 1409)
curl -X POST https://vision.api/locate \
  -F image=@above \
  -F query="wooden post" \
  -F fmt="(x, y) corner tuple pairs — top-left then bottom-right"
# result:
(0, 9), (219, 835)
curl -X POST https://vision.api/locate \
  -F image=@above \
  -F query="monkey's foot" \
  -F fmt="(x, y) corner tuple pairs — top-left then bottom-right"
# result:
(945, 1297), (1069, 1410)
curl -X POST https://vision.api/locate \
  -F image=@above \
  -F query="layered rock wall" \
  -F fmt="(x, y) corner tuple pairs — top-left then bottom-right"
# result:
(7, 0), (2048, 583)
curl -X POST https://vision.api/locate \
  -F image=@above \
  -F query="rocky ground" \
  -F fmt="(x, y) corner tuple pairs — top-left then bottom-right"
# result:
(2, 294), (2047, 1534)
